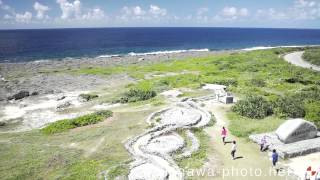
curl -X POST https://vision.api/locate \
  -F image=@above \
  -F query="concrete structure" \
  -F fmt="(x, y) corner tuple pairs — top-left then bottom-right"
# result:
(276, 119), (318, 144)
(250, 119), (320, 158)
(202, 84), (234, 104)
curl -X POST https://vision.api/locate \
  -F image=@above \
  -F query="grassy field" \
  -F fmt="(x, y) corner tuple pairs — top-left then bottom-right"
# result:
(303, 47), (320, 66)
(74, 47), (320, 134)
(0, 107), (160, 179)
(1, 47), (320, 179)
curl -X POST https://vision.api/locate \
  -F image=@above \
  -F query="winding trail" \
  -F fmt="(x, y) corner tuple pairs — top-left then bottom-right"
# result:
(284, 51), (320, 71)
(125, 100), (211, 180)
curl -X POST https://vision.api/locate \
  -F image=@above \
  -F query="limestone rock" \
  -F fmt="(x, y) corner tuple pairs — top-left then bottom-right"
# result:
(31, 91), (39, 96)
(56, 95), (66, 101)
(276, 119), (318, 144)
(8, 90), (30, 100)
(56, 101), (71, 111)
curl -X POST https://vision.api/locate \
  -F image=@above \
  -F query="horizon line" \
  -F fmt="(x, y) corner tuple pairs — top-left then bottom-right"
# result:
(1, 26), (320, 31)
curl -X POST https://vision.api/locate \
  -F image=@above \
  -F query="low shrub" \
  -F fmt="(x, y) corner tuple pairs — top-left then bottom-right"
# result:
(297, 86), (320, 102)
(272, 95), (305, 118)
(118, 88), (156, 103)
(249, 78), (266, 87)
(305, 101), (320, 129)
(41, 110), (113, 134)
(284, 77), (313, 85)
(303, 47), (320, 66)
(210, 78), (238, 87)
(232, 95), (273, 119)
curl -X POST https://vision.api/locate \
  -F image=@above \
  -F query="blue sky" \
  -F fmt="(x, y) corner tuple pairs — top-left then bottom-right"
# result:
(0, 0), (320, 29)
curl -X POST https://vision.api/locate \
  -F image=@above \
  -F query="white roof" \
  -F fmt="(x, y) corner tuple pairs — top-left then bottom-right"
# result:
(202, 84), (227, 90)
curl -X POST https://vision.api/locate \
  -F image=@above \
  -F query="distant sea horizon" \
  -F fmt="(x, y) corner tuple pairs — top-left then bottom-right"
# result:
(1, 27), (320, 62)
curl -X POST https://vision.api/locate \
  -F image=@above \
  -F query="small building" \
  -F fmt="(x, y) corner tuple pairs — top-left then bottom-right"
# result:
(202, 84), (234, 104)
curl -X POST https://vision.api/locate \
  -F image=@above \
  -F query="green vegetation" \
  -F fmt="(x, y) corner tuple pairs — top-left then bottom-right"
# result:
(2, 47), (320, 179)
(176, 129), (211, 169)
(117, 83), (157, 103)
(303, 47), (320, 66)
(0, 109), (154, 179)
(305, 101), (320, 128)
(176, 116), (215, 169)
(79, 93), (99, 101)
(272, 95), (305, 118)
(228, 113), (286, 137)
(232, 95), (272, 119)
(248, 78), (266, 87)
(41, 110), (113, 134)
(74, 47), (319, 129)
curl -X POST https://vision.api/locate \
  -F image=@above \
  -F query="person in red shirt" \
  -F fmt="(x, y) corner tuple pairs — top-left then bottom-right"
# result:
(221, 126), (227, 145)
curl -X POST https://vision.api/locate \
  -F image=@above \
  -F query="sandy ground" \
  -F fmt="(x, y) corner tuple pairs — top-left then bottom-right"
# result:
(284, 51), (320, 71)
(200, 101), (297, 180)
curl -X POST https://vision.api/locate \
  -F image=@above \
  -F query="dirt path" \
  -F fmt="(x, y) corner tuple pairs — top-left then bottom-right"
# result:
(284, 51), (320, 71)
(202, 102), (296, 180)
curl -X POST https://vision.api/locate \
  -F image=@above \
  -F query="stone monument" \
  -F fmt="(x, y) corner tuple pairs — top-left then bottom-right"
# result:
(275, 118), (318, 144)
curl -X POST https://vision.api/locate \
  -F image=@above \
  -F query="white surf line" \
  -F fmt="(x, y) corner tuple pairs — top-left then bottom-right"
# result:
(284, 51), (320, 71)
(125, 100), (211, 180)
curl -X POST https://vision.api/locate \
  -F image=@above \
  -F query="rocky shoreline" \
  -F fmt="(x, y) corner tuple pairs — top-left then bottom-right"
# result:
(0, 50), (233, 102)
(0, 50), (233, 132)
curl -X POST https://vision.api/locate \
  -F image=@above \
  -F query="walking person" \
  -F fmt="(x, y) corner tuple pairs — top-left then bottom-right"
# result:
(231, 141), (237, 160)
(271, 149), (279, 173)
(221, 126), (227, 145)
(260, 135), (267, 151)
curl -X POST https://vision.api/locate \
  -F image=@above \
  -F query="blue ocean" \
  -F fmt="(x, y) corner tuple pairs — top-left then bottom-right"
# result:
(1, 27), (320, 62)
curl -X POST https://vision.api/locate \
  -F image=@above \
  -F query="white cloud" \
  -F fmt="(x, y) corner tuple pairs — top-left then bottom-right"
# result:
(291, 0), (320, 20)
(221, 6), (249, 19)
(222, 6), (238, 17)
(149, 5), (167, 17)
(56, 0), (105, 21)
(33, 2), (49, 20)
(119, 5), (167, 22)
(4, 14), (12, 20)
(255, 0), (320, 21)
(195, 8), (209, 23)
(121, 6), (145, 17)
(256, 8), (288, 20)
(133, 6), (146, 16)
(0, 1), (15, 14)
(239, 8), (249, 16)
(15, 11), (32, 23)
(197, 8), (209, 16)
(218, 6), (249, 20)
(82, 8), (105, 20)
(56, 0), (81, 19)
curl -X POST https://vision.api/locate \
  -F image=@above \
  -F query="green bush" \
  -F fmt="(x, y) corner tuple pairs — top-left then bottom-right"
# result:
(249, 78), (266, 87)
(118, 88), (156, 103)
(305, 102), (320, 128)
(209, 78), (238, 87)
(232, 95), (273, 119)
(284, 76), (313, 85)
(272, 95), (305, 118)
(303, 47), (320, 66)
(41, 110), (113, 134)
(41, 120), (76, 134)
(297, 86), (320, 101)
